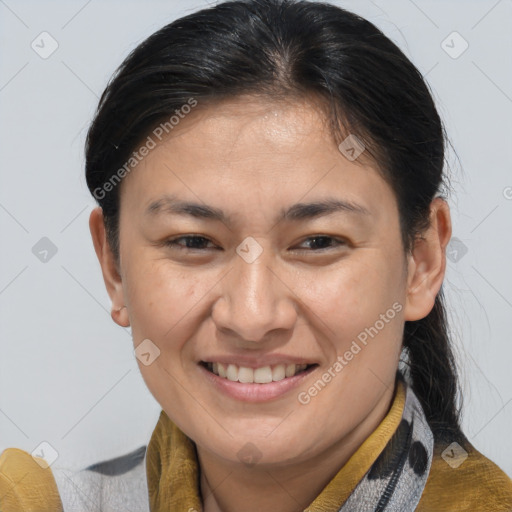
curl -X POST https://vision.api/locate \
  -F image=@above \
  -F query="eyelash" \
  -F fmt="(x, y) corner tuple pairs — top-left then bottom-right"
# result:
(164, 235), (347, 252)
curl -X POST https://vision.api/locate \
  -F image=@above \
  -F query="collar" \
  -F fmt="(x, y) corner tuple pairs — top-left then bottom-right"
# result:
(145, 378), (434, 511)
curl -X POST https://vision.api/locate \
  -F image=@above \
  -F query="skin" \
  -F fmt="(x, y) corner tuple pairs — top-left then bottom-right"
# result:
(90, 94), (452, 512)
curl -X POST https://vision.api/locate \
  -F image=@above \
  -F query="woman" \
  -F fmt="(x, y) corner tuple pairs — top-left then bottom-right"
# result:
(1, 0), (511, 510)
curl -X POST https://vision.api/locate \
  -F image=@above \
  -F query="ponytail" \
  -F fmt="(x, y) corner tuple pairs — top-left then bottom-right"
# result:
(401, 288), (464, 442)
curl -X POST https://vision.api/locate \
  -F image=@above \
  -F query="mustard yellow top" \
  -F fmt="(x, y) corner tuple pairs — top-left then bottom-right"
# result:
(2, 380), (512, 511)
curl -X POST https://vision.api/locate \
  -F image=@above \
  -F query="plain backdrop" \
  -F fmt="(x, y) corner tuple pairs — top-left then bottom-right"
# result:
(1, 0), (511, 477)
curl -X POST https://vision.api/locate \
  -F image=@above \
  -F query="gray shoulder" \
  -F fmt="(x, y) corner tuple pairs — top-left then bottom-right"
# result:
(51, 445), (151, 512)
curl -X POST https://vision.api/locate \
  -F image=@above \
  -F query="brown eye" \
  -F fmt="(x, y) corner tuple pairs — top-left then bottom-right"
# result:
(296, 236), (347, 251)
(165, 235), (217, 251)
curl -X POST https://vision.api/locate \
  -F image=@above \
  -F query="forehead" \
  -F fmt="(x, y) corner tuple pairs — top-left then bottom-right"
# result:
(151, 95), (338, 161)
(119, 95), (396, 222)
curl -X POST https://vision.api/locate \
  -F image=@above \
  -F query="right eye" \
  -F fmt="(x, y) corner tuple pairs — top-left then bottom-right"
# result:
(164, 235), (218, 251)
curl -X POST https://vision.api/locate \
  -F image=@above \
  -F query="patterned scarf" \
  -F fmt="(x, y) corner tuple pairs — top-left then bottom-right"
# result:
(335, 383), (433, 511)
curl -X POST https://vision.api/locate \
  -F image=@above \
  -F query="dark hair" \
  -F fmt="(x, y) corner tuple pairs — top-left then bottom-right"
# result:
(85, 0), (463, 442)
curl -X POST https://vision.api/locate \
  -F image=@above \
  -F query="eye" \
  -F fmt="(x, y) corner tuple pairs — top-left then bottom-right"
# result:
(164, 235), (217, 251)
(295, 235), (347, 251)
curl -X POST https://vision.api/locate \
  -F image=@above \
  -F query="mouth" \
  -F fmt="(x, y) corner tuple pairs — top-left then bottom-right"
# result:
(200, 361), (318, 384)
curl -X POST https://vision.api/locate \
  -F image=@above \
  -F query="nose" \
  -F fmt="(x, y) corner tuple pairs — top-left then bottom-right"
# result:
(211, 247), (298, 344)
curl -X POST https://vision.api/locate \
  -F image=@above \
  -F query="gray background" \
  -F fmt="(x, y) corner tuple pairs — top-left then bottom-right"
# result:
(1, 0), (511, 477)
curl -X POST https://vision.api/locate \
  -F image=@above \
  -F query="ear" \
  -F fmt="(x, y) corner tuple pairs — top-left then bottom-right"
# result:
(89, 207), (130, 327)
(403, 197), (452, 321)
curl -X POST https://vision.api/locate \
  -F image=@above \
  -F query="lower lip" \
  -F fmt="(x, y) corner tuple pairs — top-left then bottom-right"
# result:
(198, 364), (318, 402)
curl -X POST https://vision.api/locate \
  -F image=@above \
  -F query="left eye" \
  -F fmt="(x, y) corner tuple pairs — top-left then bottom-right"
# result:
(164, 235), (345, 251)
(296, 236), (346, 251)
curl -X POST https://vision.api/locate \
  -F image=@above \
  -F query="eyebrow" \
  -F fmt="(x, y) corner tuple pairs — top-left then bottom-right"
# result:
(144, 194), (371, 225)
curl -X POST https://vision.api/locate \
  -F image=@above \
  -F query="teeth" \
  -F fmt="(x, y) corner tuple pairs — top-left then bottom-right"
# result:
(238, 366), (254, 383)
(272, 364), (286, 381)
(285, 363), (296, 378)
(254, 366), (273, 384)
(218, 363), (227, 378)
(226, 364), (239, 382)
(207, 362), (310, 382)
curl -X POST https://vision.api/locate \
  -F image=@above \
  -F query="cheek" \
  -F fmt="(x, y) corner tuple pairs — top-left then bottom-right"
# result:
(301, 259), (405, 394)
(123, 259), (206, 404)
(123, 255), (204, 344)
(300, 251), (405, 336)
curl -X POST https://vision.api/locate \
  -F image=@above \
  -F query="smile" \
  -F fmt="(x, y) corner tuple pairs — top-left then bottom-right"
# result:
(201, 361), (315, 383)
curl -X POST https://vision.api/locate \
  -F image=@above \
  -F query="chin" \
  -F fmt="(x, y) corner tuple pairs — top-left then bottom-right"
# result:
(197, 426), (314, 467)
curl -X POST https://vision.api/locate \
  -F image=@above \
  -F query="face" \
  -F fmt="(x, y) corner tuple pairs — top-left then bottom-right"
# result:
(96, 95), (418, 467)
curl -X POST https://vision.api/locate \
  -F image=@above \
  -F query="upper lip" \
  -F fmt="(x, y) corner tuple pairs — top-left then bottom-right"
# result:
(199, 354), (318, 369)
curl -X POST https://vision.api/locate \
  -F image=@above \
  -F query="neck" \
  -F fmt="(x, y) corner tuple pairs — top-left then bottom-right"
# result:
(197, 386), (394, 512)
